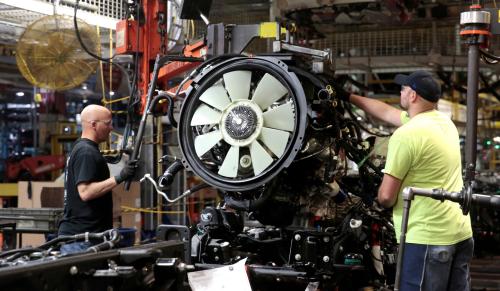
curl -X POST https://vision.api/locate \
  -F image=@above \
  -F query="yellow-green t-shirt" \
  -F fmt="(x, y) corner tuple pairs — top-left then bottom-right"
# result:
(384, 110), (472, 245)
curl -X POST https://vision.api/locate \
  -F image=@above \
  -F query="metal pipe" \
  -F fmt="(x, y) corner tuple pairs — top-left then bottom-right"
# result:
(394, 187), (414, 291)
(464, 43), (480, 185)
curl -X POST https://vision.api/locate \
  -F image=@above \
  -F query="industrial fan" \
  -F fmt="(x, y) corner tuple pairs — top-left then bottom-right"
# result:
(178, 57), (307, 192)
(16, 15), (99, 91)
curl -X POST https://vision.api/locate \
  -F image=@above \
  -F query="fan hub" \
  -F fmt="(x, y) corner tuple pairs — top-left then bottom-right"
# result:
(224, 106), (258, 140)
(220, 101), (263, 147)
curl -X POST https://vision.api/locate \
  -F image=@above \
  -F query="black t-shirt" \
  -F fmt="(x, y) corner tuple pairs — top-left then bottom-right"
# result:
(58, 138), (113, 235)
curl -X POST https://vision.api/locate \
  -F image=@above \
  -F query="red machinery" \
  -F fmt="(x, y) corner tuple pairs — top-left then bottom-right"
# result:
(5, 155), (65, 181)
(115, 0), (205, 113)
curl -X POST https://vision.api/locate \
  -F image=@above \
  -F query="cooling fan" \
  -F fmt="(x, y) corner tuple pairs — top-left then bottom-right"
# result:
(16, 15), (99, 91)
(178, 57), (307, 192)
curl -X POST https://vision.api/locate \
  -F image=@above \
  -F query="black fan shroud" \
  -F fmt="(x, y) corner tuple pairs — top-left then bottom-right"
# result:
(178, 57), (307, 192)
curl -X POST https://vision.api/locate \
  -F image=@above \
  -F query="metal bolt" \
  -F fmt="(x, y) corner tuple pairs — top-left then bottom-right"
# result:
(294, 234), (301, 241)
(294, 254), (301, 261)
(214, 256), (219, 261)
(213, 247), (218, 253)
(69, 266), (78, 275)
(240, 155), (252, 168)
(323, 236), (330, 243)
(229, 266), (234, 271)
(323, 256), (330, 263)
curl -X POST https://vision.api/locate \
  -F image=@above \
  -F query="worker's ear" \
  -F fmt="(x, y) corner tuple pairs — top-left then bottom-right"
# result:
(410, 91), (419, 103)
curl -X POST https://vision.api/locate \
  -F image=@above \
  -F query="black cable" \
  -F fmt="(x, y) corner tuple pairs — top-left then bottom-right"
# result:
(189, 183), (210, 194)
(122, 0), (143, 159)
(74, 0), (136, 163)
(86, 229), (120, 253)
(105, 62), (134, 164)
(224, 187), (272, 211)
(479, 73), (500, 100)
(74, 0), (115, 62)
(345, 102), (391, 137)
(294, 140), (335, 162)
(479, 47), (500, 62)
(148, 92), (178, 127)
(288, 66), (326, 88)
(0, 247), (44, 258)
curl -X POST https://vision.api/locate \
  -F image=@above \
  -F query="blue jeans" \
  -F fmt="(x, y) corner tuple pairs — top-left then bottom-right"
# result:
(60, 241), (93, 256)
(401, 237), (474, 291)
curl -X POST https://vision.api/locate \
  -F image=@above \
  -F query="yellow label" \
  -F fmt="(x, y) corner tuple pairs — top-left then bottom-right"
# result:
(259, 22), (287, 38)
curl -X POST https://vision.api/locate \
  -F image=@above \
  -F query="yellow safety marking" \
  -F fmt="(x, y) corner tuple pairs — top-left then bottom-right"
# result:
(259, 22), (287, 38)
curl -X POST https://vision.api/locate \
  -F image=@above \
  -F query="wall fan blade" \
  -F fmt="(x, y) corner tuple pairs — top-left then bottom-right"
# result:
(16, 15), (99, 91)
(199, 85), (231, 111)
(190, 104), (222, 126)
(195, 130), (223, 157)
(223, 70), (252, 101)
(251, 73), (288, 109)
(262, 102), (295, 131)
(218, 146), (240, 178)
(249, 141), (273, 176)
(259, 127), (290, 158)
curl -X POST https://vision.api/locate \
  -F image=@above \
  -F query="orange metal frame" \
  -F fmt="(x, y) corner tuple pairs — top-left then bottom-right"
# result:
(116, 1), (207, 112)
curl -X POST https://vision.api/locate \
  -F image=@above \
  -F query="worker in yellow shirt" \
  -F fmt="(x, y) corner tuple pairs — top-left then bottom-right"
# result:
(336, 71), (473, 291)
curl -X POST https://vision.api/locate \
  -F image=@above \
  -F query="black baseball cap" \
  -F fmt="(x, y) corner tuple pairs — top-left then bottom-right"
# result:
(394, 71), (441, 102)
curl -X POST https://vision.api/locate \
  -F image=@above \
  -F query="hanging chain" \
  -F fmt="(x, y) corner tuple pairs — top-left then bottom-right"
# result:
(158, 8), (168, 55)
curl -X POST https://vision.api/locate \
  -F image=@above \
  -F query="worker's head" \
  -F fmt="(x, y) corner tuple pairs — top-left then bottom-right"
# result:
(80, 104), (113, 143)
(394, 71), (441, 110)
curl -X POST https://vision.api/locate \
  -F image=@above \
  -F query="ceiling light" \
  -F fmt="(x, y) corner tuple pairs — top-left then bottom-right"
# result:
(16, 92), (25, 97)
(109, 91), (115, 96)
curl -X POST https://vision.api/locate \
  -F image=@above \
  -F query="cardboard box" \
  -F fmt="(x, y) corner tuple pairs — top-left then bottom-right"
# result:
(16, 181), (64, 248)
(112, 182), (142, 244)
(15, 181), (143, 247)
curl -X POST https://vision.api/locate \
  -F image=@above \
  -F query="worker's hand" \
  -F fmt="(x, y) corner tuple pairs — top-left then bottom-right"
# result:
(115, 160), (138, 184)
(331, 82), (351, 102)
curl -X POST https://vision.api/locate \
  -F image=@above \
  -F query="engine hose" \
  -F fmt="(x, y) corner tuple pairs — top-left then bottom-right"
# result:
(86, 229), (120, 253)
(37, 229), (118, 250)
(158, 159), (184, 187)
(0, 247), (41, 258)
(165, 183), (210, 203)
(124, 55), (202, 190)
(2, 230), (119, 261)
(148, 93), (178, 127)
(189, 183), (210, 193)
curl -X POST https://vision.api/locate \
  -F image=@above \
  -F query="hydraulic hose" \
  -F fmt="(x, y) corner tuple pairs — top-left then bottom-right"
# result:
(158, 159), (184, 187)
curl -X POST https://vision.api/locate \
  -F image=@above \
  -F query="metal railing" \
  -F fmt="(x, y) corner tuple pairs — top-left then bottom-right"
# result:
(312, 25), (500, 58)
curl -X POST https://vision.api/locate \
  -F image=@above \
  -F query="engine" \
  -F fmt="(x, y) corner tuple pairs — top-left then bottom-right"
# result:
(174, 54), (397, 290)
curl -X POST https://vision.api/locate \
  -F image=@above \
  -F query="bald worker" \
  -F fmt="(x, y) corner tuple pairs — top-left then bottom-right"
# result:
(58, 104), (136, 255)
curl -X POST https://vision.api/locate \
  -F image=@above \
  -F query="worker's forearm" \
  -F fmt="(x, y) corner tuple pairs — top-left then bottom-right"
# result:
(377, 174), (401, 208)
(78, 177), (117, 201)
(349, 94), (403, 127)
(377, 192), (397, 208)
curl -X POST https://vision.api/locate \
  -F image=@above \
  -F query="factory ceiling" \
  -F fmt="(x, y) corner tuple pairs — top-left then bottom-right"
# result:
(0, 0), (497, 104)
